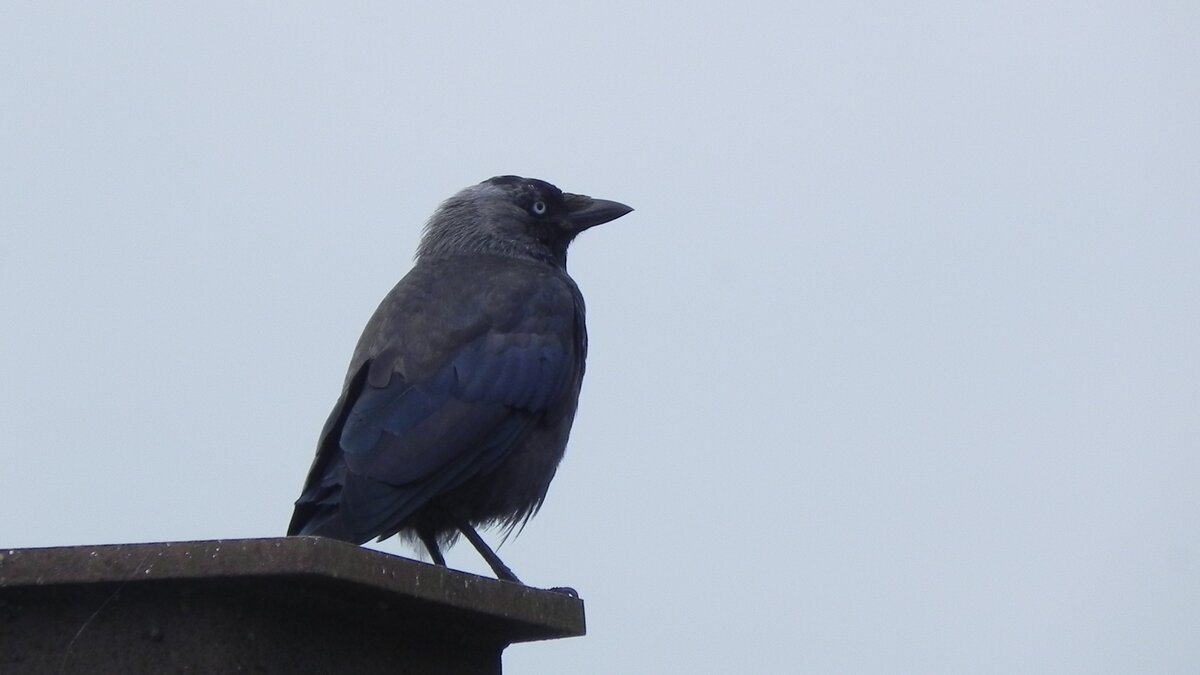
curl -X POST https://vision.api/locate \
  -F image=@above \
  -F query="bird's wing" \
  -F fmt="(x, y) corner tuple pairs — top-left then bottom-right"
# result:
(340, 330), (574, 482)
(335, 330), (574, 539)
(291, 262), (581, 542)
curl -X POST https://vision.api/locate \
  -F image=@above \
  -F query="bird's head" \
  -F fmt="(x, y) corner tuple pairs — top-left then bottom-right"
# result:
(417, 176), (633, 268)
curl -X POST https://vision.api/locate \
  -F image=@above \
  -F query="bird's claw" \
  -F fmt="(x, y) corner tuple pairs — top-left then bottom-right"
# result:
(547, 586), (579, 598)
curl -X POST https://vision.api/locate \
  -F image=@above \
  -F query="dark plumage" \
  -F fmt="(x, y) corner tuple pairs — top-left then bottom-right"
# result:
(287, 176), (632, 583)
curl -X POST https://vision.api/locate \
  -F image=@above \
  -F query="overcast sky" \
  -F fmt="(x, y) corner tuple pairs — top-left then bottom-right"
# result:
(2, 3), (1198, 673)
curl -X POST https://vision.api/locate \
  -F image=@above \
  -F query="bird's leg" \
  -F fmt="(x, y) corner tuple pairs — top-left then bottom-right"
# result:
(418, 529), (447, 566)
(453, 516), (522, 584)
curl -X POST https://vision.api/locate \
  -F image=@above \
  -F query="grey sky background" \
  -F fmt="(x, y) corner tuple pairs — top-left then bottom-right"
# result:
(2, 3), (1198, 673)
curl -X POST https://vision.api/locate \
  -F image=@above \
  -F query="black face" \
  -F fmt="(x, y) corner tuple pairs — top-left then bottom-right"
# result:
(484, 175), (568, 221)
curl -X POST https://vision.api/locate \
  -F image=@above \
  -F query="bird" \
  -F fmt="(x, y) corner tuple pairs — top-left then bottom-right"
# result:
(287, 176), (633, 584)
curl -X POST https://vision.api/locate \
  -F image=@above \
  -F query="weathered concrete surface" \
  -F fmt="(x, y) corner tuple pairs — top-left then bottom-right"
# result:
(0, 537), (585, 674)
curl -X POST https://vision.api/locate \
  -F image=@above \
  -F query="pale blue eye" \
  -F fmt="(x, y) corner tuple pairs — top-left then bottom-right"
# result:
(532, 200), (547, 215)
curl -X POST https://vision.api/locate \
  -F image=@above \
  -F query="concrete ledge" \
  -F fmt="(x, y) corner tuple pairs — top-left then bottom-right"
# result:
(0, 537), (585, 674)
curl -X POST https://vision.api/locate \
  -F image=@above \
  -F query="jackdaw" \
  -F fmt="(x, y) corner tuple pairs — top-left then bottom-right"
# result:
(287, 176), (632, 583)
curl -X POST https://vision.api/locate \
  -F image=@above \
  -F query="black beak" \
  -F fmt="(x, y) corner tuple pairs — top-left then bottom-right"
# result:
(563, 194), (634, 232)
